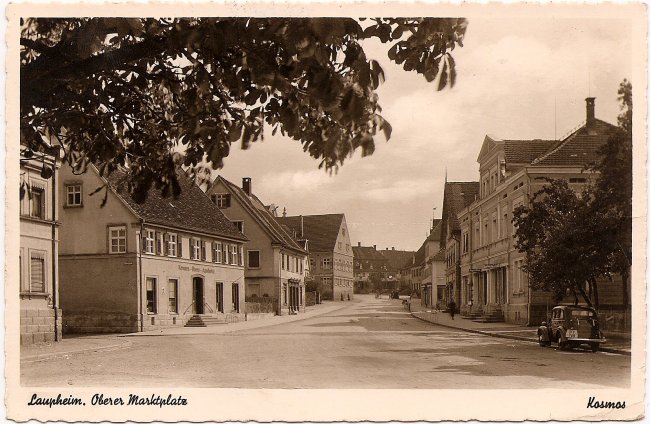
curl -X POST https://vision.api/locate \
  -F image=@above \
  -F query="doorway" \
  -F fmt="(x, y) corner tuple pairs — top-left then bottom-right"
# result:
(193, 277), (204, 314)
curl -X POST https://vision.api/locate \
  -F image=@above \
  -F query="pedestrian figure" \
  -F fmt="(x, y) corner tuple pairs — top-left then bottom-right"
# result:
(448, 299), (456, 320)
(341, 292), (344, 301)
(347, 293), (350, 301)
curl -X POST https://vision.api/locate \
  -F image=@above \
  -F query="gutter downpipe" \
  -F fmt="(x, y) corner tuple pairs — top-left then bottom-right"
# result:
(139, 219), (145, 332)
(525, 169), (532, 326)
(51, 159), (59, 341)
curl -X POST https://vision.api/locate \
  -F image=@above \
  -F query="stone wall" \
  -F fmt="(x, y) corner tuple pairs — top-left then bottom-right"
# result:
(21, 307), (62, 345)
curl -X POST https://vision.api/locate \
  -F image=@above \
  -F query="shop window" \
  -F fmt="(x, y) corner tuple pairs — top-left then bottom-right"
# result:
(168, 279), (178, 313)
(146, 277), (157, 313)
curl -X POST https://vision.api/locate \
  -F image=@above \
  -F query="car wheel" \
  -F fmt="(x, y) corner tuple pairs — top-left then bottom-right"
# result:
(590, 343), (599, 353)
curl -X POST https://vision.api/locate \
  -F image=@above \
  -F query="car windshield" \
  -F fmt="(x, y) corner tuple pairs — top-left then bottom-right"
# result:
(570, 310), (594, 317)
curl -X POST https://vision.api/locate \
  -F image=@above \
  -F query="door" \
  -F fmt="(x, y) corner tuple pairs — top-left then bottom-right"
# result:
(193, 277), (204, 314)
(231, 283), (240, 313)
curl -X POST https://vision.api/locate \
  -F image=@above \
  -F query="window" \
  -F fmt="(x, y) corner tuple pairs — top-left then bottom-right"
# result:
(231, 245), (238, 265)
(569, 177), (587, 184)
(346, 243), (350, 252)
(31, 187), (44, 218)
(213, 241), (222, 263)
(338, 242), (342, 250)
(216, 283), (224, 312)
(146, 277), (157, 313)
(109, 226), (127, 253)
(29, 253), (45, 293)
(342, 228), (346, 236)
(322, 258), (331, 269)
(248, 250), (260, 268)
(322, 276), (332, 287)
(462, 232), (469, 253)
(168, 279), (178, 313)
(281, 253), (285, 270)
(232, 221), (244, 234)
(191, 238), (201, 260)
(66, 184), (82, 207)
(166, 233), (177, 257)
(282, 284), (287, 305)
(213, 193), (231, 208)
(310, 258), (315, 269)
(144, 230), (155, 254)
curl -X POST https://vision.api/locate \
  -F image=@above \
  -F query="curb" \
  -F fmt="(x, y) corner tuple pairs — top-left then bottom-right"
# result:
(119, 302), (349, 337)
(410, 311), (631, 356)
(21, 339), (133, 363)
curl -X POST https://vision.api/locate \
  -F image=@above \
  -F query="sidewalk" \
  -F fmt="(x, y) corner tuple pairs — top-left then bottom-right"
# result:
(21, 301), (349, 362)
(21, 334), (132, 363)
(407, 300), (631, 356)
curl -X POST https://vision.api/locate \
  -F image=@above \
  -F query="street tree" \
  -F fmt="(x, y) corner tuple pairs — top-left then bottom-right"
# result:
(20, 17), (467, 202)
(512, 179), (608, 308)
(589, 80), (633, 306)
(513, 79), (633, 309)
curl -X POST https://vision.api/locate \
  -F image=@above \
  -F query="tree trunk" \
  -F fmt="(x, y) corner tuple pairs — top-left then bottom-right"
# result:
(576, 283), (594, 309)
(590, 278), (600, 310)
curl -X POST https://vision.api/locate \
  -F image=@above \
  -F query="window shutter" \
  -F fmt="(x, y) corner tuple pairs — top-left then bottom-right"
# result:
(141, 232), (147, 253)
(178, 235), (183, 258)
(189, 238), (194, 259)
(155, 231), (161, 255)
(201, 240), (206, 261)
(239, 246), (244, 266)
(224, 244), (229, 264)
(164, 233), (169, 256)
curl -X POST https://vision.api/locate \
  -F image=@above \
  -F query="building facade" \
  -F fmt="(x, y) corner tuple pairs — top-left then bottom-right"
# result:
(446, 98), (623, 325)
(20, 146), (62, 345)
(58, 166), (247, 333)
(207, 176), (307, 315)
(278, 214), (354, 301)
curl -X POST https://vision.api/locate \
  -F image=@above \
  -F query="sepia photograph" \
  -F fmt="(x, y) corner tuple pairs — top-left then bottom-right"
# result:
(6, 2), (647, 421)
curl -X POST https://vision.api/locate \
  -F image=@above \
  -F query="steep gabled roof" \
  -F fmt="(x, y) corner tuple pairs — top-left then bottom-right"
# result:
(531, 119), (617, 167)
(441, 181), (480, 240)
(352, 246), (386, 262)
(413, 241), (426, 267)
(278, 214), (344, 253)
(426, 219), (443, 242)
(381, 249), (416, 270)
(105, 168), (246, 240)
(215, 176), (306, 254)
(503, 139), (555, 164)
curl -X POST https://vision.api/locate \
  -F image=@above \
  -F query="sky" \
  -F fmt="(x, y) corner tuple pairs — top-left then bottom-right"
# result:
(217, 16), (634, 252)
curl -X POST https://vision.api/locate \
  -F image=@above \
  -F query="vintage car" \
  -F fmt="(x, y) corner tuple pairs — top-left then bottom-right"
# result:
(537, 305), (606, 352)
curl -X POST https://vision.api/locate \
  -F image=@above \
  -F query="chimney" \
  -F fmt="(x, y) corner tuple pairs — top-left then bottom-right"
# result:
(242, 177), (252, 195)
(385, 247), (388, 250)
(282, 207), (286, 218)
(392, 247), (395, 250)
(585, 97), (596, 132)
(300, 215), (304, 238)
(357, 242), (361, 247)
(373, 245), (376, 250)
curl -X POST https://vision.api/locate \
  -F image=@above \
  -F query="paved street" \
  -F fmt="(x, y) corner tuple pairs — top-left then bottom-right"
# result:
(21, 295), (630, 388)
